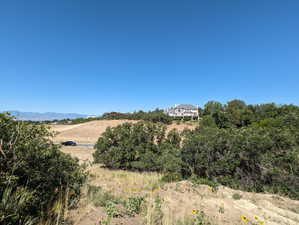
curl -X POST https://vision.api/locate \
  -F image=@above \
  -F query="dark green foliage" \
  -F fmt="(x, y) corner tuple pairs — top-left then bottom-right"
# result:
(203, 101), (223, 116)
(0, 113), (86, 225)
(196, 101), (299, 198)
(182, 126), (299, 198)
(201, 100), (299, 129)
(0, 186), (37, 225)
(101, 109), (172, 124)
(93, 100), (299, 200)
(93, 122), (181, 173)
(199, 115), (218, 128)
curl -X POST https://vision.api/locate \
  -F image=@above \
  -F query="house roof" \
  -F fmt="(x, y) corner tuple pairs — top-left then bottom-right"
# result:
(174, 104), (198, 110)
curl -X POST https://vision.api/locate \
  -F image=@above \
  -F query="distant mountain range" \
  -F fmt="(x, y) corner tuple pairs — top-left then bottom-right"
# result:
(2, 111), (90, 121)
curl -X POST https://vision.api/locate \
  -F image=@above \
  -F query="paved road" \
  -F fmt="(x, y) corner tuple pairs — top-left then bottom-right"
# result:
(77, 143), (94, 147)
(55, 143), (94, 147)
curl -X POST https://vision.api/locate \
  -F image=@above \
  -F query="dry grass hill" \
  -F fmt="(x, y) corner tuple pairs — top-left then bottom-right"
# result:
(50, 120), (197, 144)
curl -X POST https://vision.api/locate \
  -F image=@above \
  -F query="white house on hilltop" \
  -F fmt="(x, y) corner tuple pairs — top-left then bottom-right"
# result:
(165, 104), (199, 118)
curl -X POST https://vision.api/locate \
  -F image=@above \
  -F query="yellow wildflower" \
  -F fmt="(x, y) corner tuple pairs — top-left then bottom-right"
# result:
(259, 221), (265, 225)
(192, 209), (199, 215)
(241, 216), (249, 224)
(208, 186), (213, 191)
(254, 216), (259, 220)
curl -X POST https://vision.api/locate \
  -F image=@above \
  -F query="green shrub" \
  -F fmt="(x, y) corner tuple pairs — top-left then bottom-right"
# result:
(232, 193), (242, 200)
(0, 113), (86, 224)
(93, 122), (181, 173)
(0, 186), (37, 225)
(105, 202), (120, 218)
(181, 126), (299, 198)
(125, 196), (145, 216)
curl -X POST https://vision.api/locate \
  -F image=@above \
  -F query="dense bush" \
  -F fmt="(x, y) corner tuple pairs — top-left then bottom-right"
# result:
(200, 99), (299, 129)
(0, 113), (86, 225)
(181, 127), (299, 198)
(93, 121), (181, 173)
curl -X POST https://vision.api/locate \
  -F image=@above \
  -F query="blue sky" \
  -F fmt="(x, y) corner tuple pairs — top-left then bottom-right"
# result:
(1, 0), (299, 115)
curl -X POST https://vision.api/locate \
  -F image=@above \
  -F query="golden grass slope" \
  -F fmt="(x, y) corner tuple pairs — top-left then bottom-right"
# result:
(51, 120), (197, 144)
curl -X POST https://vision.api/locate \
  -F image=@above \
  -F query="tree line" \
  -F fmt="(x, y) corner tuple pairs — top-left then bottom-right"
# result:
(93, 100), (299, 199)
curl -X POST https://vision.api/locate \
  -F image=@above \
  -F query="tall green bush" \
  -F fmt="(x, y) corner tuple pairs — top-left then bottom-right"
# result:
(0, 113), (86, 224)
(181, 126), (299, 198)
(93, 122), (181, 173)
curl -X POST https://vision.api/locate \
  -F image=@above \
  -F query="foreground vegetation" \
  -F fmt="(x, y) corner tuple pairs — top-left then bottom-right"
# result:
(94, 100), (299, 200)
(0, 113), (86, 225)
(69, 163), (298, 225)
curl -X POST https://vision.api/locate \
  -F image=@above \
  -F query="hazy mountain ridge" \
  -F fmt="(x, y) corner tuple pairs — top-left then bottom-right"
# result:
(3, 110), (89, 121)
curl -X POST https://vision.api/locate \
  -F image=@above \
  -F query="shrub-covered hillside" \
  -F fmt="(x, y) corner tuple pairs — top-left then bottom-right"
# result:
(94, 100), (299, 199)
(0, 113), (86, 225)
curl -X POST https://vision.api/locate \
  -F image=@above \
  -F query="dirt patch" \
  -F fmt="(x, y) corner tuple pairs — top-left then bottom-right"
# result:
(60, 146), (95, 163)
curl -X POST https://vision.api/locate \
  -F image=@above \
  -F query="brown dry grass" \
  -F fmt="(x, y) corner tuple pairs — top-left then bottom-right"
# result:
(64, 151), (299, 225)
(51, 120), (197, 144)
(51, 120), (136, 144)
(60, 146), (95, 163)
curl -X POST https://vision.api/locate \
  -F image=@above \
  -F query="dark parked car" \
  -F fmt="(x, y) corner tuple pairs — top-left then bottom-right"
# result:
(61, 141), (77, 146)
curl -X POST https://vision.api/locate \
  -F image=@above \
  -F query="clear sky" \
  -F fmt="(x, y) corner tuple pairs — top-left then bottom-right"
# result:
(1, 0), (299, 115)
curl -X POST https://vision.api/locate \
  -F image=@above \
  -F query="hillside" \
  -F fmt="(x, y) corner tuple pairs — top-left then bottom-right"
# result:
(51, 120), (197, 144)
(55, 119), (299, 225)
(61, 146), (299, 225)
